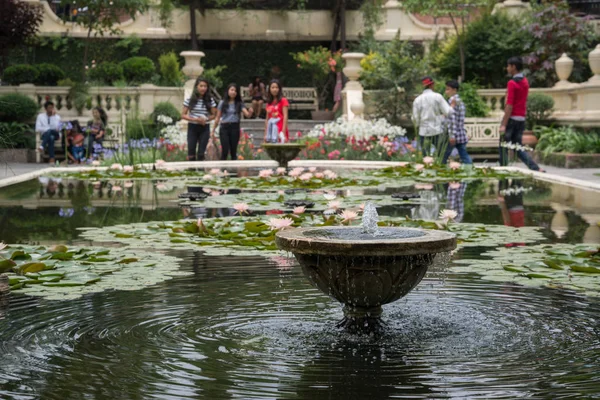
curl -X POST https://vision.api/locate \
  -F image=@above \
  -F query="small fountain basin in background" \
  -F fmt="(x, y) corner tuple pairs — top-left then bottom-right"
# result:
(276, 226), (456, 333)
(261, 143), (307, 168)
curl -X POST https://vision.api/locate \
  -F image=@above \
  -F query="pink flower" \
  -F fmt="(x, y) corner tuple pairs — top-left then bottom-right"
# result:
(202, 174), (214, 181)
(414, 164), (425, 172)
(359, 203), (365, 212)
(449, 161), (461, 170)
(259, 169), (274, 178)
(233, 202), (250, 215)
(288, 168), (303, 178)
(196, 218), (203, 228)
(276, 167), (287, 175)
(210, 190), (221, 197)
(266, 217), (294, 231)
(293, 206), (306, 215)
(123, 165), (134, 173)
(439, 209), (458, 222)
(277, 190), (285, 195)
(327, 200), (341, 210)
(339, 210), (358, 223)
(314, 172), (325, 179)
(423, 156), (434, 165)
(308, 167), (317, 172)
(299, 173), (313, 181)
(210, 168), (222, 175)
(323, 193), (336, 200)
(110, 163), (123, 170)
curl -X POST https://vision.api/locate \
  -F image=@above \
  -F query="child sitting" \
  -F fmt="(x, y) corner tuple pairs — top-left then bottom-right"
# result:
(66, 121), (86, 164)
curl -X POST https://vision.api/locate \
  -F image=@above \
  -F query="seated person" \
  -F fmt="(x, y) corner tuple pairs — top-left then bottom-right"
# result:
(36, 101), (61, 164)
(65, 120), (86, 164)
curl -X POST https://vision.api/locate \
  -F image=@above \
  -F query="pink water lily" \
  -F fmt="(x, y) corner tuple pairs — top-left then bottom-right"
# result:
(210, 168), (222, 175)
(299, 173), (313, 181)
(277, 190), (285, 195)
(276, 167), (287, 175)
(339, 210), (358, 224)
(233, 202), (250, 215)
(327, 200), (341, 210)
(414, 163), (425, 172)
(202, 174), (214, 181)
(323, 193), (336, 201)
(314, 172), (325, 179)
(308, 167), (317, 172)
(288, 169), (303, 178)
(449, 161), (461, 170)
(123, 165), (134, 173)
(110, 163), (123, 170)
(210, 190), (221, 197)
(439, 209), (458, 222)
(293, 206), (306, 215)
(266, 217), (294, 231)
(259, 169), (274, 178)
(423, 156), (434, 165)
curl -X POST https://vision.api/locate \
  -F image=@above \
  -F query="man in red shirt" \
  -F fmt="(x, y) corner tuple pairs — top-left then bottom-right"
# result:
(499, 56), (543, 171)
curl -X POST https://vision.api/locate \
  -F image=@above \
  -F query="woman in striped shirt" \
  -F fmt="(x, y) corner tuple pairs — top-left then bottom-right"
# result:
(182, 77), (217, 161)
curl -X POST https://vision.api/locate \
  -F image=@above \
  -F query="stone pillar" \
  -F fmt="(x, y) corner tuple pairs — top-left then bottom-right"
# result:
(180, 51), (205, 100)
(492, 0), (531, 17)
(554, 53), (574, 88)
(137, 84), (157, 117)
(342, 52), (366, 120)
(587, 44), (600, 85)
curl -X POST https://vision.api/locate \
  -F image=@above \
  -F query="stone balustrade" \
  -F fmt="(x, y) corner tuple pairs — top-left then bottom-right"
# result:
(0, 84), (184, 139)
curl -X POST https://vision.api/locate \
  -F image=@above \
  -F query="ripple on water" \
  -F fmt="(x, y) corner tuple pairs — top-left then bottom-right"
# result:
(0, 251), (599, 399)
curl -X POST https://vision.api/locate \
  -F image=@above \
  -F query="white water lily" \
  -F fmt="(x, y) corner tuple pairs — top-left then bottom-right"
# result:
(0, 242), (7, 251)
(299, 173), (313, 181)
(210, 168), (222, 176)
(202, 174), (214, 181)
(327, 200), (341, 210)
(323, 193), (336, 201)
(266, 217), (294, 231)
(439, 209), (458, 222)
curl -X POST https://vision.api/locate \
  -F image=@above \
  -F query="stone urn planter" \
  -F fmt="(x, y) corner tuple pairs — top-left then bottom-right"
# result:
(522, 131), (538, 147)
(261, 143), (306, 168)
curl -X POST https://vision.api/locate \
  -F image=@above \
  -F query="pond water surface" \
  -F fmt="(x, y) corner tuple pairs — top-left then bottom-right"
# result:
(0, 172), (599, 399)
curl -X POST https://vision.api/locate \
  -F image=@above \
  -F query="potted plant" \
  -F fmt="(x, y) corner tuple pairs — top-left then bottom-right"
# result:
(292, 47), (344, 121)
(525, 92), (554, 147)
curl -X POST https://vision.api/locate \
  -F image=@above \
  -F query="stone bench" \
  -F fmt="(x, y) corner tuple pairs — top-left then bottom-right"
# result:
(240, 87), (318, 112)
(465, 118), (501, 148)
(36, 131), (119, 163)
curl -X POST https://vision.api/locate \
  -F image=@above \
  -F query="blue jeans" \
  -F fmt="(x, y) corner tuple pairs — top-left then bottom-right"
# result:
(266, 118), (280, 143)
(443, 142), (472, 164)
(418, 134), (442, 157)
(71, 145), (85, 162)
(41, 130), (60, 159)
(499, 119), (540, 170)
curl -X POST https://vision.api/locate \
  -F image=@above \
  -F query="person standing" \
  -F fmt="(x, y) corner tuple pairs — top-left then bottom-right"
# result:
(499, 56), (543, 171)
(182, 77), (217, 161)
(264, 80), (289, 143)
(36, 101), (62, 164)
(248, 77), (265, 119)
(412, 76), (453, 157)
(442, 80), (472, 165)
(212, 83), (253, 160)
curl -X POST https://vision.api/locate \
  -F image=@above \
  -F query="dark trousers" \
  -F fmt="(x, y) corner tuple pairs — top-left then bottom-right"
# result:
(41, 129), (60, 159)
(499, 119), (540, 170)
(220, 123), (240, 160)
(443, 142), (473, 164)
(87, 134), (103, 159)
(187, 123), (210, 161)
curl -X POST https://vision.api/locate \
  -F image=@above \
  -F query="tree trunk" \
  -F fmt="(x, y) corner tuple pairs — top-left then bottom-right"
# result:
(448, 13), (465, 81)
(190, 0), (199, 51)
(330, 0), (341, 51)
(82, 27), (93, 81)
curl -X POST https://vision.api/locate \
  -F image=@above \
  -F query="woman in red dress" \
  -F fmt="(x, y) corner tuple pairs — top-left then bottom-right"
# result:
(263, 80), (289, 143)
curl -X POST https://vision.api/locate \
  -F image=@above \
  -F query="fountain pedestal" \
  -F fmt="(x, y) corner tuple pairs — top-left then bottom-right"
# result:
(276, 226), (456, 333)
(261, 143), (306, 168)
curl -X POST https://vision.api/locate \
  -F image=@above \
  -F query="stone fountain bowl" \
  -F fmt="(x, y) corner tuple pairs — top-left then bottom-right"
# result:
(275, 226), (456, 332)
(261, 143), (307, 168)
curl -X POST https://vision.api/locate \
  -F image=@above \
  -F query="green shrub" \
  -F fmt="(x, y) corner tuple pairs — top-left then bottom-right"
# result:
(57, 78), (76, 87)
(151, 102), (181, 125)
(125, 118), (159, 139)
(536, 126), (600, 155)
(2, 65), (39, 85)
(202, 65), (227, 92)
(88, 62), (124, 85)
(527, 93), (554, 130)
(158, 52), (184, 86)
(120, 57), (155, 84)
(34, 64), (66, 86)
(0, 122), (35, 149)
(0, 94), (40, 123)
(458, 82), (489, 118)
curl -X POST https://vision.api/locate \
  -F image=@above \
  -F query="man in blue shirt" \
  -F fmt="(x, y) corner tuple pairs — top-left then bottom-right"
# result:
(442, 80), (472, 165)
(36, 101), (62, 164)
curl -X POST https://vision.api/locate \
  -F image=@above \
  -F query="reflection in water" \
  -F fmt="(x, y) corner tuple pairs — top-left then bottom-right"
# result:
(498, 179), (526, 228)
(445, 182), (467, 223)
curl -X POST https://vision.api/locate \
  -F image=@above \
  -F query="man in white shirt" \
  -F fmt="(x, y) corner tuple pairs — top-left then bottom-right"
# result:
(36, 101), (62, 164)
(412, 76), (453, 156)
